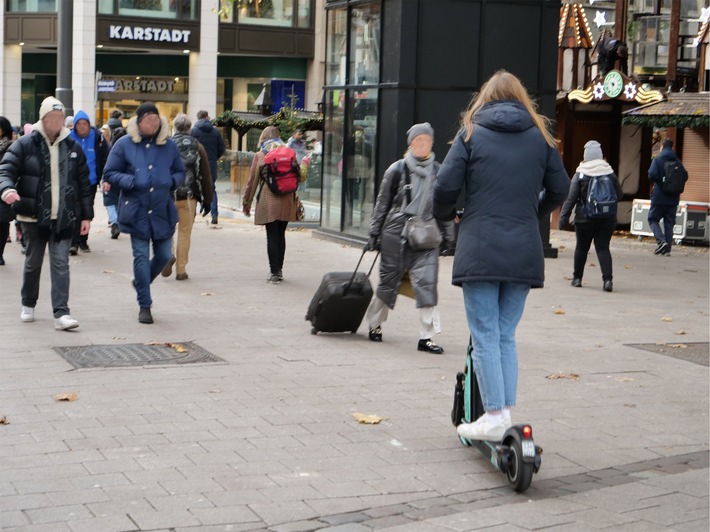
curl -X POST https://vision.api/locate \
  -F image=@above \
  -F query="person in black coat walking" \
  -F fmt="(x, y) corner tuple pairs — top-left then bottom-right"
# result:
(191, 110), (225, 224)
(434, 70), (569, 442)
(0, 116), (15, 265)
(559, 140), (623, 292)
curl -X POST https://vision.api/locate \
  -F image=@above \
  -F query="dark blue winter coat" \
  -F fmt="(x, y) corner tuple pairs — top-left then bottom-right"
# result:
(433, 100), (570, 288)
(648, 147), (685, 206)
(103, 116), (185, 241)
(191, 118), (225, 182)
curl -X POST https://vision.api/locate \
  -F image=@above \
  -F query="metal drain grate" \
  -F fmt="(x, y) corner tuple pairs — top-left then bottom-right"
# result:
(626, 342), (709, 367)
(54, 342), (225, 369)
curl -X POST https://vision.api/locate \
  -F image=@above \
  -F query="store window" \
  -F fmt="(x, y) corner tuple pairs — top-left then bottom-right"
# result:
(98, 0), (198, 20)
(325, 9), (347, 85)
(6, 0), (56, 11)
(349, 4), (380, 85)
(233, 0), (313, 28)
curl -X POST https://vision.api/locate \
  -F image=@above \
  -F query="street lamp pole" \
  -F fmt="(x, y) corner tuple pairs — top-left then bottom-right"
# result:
(56, 0), (74, 116)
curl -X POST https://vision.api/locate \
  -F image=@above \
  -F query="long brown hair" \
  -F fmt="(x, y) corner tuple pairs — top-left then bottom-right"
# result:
(258, 125), (281, 146)
(459, 70), (556, 148)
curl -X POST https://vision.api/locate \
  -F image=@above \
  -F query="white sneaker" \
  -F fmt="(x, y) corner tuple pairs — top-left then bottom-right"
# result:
(457, 413), (512, 442)
(54, 315), (79, 331)
(20, 306), (35, 323)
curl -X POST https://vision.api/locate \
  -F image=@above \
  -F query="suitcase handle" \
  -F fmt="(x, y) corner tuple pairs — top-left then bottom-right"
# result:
(344, 249), (379, 295)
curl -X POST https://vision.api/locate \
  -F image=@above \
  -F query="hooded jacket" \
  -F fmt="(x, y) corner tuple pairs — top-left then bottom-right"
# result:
(559, 159), (623, 225)
(70, 110), (110, 186)
(103, 115), (185, 241)
(191, 118), (226, 180)
(648, 147), (685, 206)
(0, 123), (94, 237)
(433, 100), (570, 288)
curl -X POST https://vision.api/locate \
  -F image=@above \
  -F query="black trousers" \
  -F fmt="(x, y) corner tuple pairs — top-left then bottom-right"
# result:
(265, 220), (288, 275)
(573, 218), (616, 281)
(0, 222), (9, 257)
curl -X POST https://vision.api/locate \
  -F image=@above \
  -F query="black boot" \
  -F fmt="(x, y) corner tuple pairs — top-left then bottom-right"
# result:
(368, 326), (382, 342)
(138, 307), (153, 324)
(418, 339), (444, 354)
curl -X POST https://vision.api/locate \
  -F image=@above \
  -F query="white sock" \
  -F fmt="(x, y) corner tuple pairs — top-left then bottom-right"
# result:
(503, 408), (511, 422)
(486, 412), (503, 425)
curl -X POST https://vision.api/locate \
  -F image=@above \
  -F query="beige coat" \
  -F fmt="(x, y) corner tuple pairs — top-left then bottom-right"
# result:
(243, 150), (297, 225)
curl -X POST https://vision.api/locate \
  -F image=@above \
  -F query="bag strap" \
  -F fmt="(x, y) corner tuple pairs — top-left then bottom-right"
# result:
(344, 249), (380, 295)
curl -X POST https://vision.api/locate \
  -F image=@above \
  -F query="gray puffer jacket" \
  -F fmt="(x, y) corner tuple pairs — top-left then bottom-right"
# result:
(369, 159), (452, 309)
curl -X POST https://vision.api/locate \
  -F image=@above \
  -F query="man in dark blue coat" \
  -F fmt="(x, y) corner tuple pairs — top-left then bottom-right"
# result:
(647, 139), (687, 257)
(191, 110), (225, 224)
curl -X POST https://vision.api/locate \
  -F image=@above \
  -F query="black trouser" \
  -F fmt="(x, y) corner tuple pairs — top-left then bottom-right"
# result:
(265, 220), (288, 274)
(0, 222), (9, 257)
(72, 185), (97, 246)
(573, 218), (616, 281)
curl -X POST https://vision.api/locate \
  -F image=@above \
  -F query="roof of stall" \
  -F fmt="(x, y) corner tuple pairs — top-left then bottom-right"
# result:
(622, 92), (710, 129)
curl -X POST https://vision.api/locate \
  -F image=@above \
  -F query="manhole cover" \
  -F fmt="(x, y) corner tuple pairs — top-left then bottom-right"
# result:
(54, 342), (225, 369)
(626, 342), (709, 366)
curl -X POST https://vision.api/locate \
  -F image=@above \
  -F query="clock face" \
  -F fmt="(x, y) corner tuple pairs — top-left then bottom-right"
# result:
(603, 71), (623, 98)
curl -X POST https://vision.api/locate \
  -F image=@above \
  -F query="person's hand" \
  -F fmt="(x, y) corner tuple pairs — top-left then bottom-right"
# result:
(2, 191), (20, 204)
(79, 220), (91, 236)
(101, 182), (111, 193)
(558, 217), (569, 230)
(364, 235), (379, 251)
(200, 204), (210, 217)
(243, 205), (251, 217)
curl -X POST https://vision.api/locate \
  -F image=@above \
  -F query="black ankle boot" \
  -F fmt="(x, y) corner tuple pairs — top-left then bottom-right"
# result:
(418, 339), (444, 354)
(138, 307), (153, 324)
(368, 326), (382, 342)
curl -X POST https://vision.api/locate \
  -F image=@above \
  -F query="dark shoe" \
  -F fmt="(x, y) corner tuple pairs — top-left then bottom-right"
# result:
(571, 278), (582, 288)
(603, 280), (613, 292)
(69, 246), (78, 256)
(418, 338), (444, 354)
(277, 270), (284, 281)
(78, 242), (90, 253)
(654, 241), (669, 255)
(211, 215), (218, 225)
(138, 307), (153, 324)
(20, 244), (26, 255)
(266, 273), (280, 284)
(176, 272), (188, 281)
(161, 256), (176, 277)
(368, 326), (382, 342)
(110, 223), (120, 239)
(0, 256), (4, 266)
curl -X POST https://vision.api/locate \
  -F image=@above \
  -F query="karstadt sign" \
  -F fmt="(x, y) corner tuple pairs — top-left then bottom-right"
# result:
(109, 25), (191, 44)
(97, 18), (199, 51)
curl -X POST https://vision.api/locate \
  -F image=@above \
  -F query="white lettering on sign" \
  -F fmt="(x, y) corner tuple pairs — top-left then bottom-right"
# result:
(108, 25), (191, 44)
(113, 79), (176, 93)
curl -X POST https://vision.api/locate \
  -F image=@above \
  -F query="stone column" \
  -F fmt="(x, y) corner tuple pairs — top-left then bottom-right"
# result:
(72, 0), (98, 122)
(188, 1), (219, 120)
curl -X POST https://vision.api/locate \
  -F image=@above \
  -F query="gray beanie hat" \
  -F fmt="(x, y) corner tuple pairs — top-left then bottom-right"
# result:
(407, 122), (434, 145)
(583, 140), (603, 161)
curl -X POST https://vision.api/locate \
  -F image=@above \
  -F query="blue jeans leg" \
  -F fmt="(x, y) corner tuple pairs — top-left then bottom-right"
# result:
(210, 178), (218, 217)
(463, 281), (530, 412)
(106, 205), (118, 225)
(648, 204), (676, 251)
(130, 236), (173, 308)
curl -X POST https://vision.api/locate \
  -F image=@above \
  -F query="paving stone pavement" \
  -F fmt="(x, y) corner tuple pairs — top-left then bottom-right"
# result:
(0, 198), (708, 532)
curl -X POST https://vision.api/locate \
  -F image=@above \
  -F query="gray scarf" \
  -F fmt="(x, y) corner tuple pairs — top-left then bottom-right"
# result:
(403, 150), (435, 215)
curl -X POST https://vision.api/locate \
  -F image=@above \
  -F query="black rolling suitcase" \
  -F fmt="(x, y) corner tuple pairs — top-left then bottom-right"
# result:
(305, 250), (378, 335)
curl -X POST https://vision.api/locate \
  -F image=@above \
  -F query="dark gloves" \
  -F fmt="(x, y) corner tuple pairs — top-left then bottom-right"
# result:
(558, 217), (570, 230)
(364, 235), (380, 252)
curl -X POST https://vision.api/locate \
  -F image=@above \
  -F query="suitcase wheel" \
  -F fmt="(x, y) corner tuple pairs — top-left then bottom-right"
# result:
(311, 327), (318, 335)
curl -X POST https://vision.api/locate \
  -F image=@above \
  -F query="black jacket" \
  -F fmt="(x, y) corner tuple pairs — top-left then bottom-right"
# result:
(0, 128), (94, 237)
(559, 159), (623, 225)
(434, 100), (569, 288)
(191, 119), (226, 179)
(648, 147), (685, 206)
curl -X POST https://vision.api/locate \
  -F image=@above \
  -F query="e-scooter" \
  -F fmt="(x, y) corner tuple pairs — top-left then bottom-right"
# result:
(451, 338), (542, 492)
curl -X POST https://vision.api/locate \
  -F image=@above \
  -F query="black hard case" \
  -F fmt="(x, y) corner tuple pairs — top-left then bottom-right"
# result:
(305, 251), (378, 334)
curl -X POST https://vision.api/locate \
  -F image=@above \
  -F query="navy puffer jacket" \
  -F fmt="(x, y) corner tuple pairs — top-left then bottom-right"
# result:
(648, 147), (685, 206)
(433, 100), (570, 288)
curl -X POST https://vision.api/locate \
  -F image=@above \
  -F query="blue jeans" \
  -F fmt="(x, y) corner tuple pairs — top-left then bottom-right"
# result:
(210, 178), (218, 217)
(462, 281), (530, 412)
(648, 203), (677, 252)
(106, 205), (118, 225)
(130, 235), (173, 308)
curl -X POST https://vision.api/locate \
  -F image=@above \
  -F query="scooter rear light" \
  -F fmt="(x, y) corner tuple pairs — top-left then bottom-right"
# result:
(522, 425), (532, 439)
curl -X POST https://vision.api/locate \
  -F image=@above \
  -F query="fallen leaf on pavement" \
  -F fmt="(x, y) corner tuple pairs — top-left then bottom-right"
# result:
(53, 392), (78, 402)
(623, 264), (632, 269)
(201, 292), (215, 296)
(667, 343), (688, 349)
(661, 316), (673, 322)
(615, 377), (634, 382)
(554, 309), (566, 315)
(101, 269), (115, 274)
(0, 416), (9, 425)
(675, 329), (686, 335)
(145, 342), (188, 353)
(624, 403), (637, 408)
(352, 412), (384, 424)
(545, 372), (579, 380)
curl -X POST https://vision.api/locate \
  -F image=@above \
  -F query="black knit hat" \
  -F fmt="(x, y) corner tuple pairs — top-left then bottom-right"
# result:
(135, 102), (159, 123)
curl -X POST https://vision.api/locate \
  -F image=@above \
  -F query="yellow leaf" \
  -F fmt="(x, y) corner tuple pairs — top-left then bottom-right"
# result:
(352, 412), (384, 424)
(0, 416), (9, 425)
(53, 392), (78, 402)
(554, 309), (566, 315)
(661, 316), (673, 322)
(667, 343), (688, 349)
(101, 269), (115, 274)
(615, 377), (634, 382)
(675, 329), (686, 335)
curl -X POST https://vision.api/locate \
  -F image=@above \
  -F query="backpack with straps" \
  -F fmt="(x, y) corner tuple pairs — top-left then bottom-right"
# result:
(660, 159), (688, 196)
(582, 173), (617, 219)
(262, 145), (299, 195)
(174, 134), (203, 202)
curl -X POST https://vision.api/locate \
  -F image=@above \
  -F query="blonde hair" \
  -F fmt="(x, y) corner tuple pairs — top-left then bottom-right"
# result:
(258, 125), (281, 146)
(460, 70), (556, 148)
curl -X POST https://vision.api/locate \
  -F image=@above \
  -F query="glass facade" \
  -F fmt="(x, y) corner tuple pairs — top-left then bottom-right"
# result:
(323, 1), (381, 236)
(7, 0), (56, 11)
(98, 0), (199, 20)
(219, 0), (312, 27)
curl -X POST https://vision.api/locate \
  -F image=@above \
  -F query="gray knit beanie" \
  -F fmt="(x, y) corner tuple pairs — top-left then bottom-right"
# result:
(407, 122), (434, 145)
(583, 140), (603, 161)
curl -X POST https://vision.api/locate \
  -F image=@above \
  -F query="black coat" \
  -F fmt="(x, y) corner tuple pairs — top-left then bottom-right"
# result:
(559, 160), (623, 226)
(648, 147), (685, 206)
(433, 100), (570, 288)
(0, 138), (14, 223)
(191, 119), (225, 181)
(0, 129), (94, 236)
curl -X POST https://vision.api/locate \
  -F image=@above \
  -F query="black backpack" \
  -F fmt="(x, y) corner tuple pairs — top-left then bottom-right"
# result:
(582, 173), (618, 219)
(174, 134), (203, 202)
(660, 160), (688, 196)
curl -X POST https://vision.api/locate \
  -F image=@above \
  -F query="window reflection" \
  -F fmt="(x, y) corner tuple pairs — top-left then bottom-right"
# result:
(105, 0), (199, 20)
(349, 4), (381, 85)
(326, 9), (348, 85)
(322, 89), (345, 232)
(7, 0), (56, 11)
(237, 0), (295, 27)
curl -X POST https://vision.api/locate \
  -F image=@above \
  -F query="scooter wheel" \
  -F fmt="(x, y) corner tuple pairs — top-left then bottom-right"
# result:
(506, 439), (534, 492)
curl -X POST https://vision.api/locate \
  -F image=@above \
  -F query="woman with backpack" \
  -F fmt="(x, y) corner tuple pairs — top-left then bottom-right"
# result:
(242, 126), (300, 285)
(558, 140), (623, 292)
